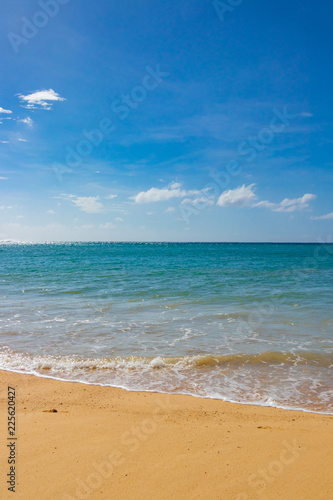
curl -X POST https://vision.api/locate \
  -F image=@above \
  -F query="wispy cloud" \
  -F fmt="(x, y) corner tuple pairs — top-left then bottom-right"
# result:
(132, 182), (210, 204)
(0, 107), (12, 114)
(258, 193), (316, 213)
(182, 196), (214, 207)
(133, 185), (187, 203)
(105, 194), (118, 200)
(217, 184), (316, 213)
(17, 89), (66, 110)
(0, 141), (10, 144)
(217, 184), (257, 207)
(310, 212), (333, 220)
(18, 117), (33, 127)
(59, 195), (104, 214)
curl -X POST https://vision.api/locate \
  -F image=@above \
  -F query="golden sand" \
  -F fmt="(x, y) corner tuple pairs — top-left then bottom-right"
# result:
(0, 370), (332, 499)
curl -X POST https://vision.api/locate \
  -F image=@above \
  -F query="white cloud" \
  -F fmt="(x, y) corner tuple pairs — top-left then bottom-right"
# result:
(133, 183), (214, 206)
(71, 196), (103, 214)
(217, 184), (316, 213)
(18, 117), (33, 127)
(217, 184), (257, 207)
(105, 194), (118, 200)
(254, 200), (276, 209)
(272, 193), (316, 212)
(182, 197), (214, 206)
(165, 207), (175, 213)
(0, 107), (12, 114)
(311, 212), (333, 220)
(17, 89), (66, 110)
(47, 210), (55, 214)
(115, 217), (123, 221)
(60, 195), (104, 214)
(133, 185), (186, 203)
(0, 177), (8, 180)
(99, 222), (116, 230)
(0, 141), (9, 144)
(18, 138), (29, 142)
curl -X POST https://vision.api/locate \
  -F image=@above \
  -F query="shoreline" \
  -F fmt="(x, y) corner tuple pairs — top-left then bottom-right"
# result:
(0, 367), (332, 416)
(1, 370), (332, 499)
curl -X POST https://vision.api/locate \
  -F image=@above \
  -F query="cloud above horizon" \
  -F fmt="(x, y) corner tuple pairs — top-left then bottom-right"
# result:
(18, 117), (33, 127)
(133, 182), (212, 204)
(17, 89), (66, 110)
(59, 195), (104, 214)
(217, 184), (316, 213)
(217, 184), (258, 207)
(133, 182), (187, 203)
(0, 107), (12, 114)
(310, 212), (333, 220)
(256, 193), (317, 213)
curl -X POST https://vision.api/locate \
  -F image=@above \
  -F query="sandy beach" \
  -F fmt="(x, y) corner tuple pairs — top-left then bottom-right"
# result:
(0, 370), (332, 499)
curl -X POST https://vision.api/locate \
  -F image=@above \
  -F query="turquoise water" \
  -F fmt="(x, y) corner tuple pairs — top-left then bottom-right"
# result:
(0, 242), (332, 413)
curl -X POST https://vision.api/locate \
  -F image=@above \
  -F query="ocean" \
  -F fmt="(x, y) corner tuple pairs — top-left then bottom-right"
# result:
(0, 242), (332, 414)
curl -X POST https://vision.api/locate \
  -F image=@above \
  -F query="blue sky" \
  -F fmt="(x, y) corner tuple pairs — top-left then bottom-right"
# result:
(0, 0), (332, 242)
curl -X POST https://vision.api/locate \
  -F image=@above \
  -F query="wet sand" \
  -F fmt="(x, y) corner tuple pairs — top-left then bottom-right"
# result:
(0, 370), (332, 499)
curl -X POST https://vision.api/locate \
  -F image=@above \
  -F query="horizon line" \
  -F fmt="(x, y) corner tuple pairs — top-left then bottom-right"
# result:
(0, 240), (332, 245)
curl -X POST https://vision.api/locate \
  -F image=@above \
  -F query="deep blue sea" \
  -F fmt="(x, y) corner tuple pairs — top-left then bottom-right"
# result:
(0, 242), (332, 413)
